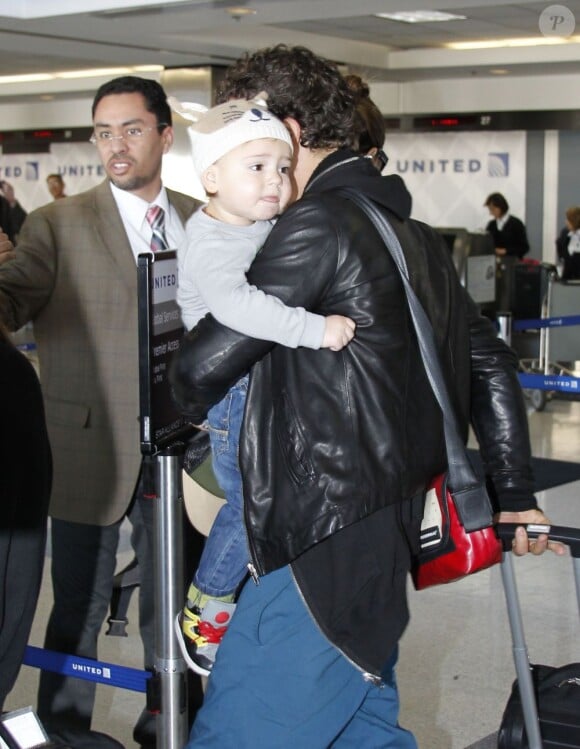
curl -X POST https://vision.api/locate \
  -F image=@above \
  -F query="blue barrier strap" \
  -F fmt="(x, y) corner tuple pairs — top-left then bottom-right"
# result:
(23, 646), (151, 693)
(518, 372), (580, 393)
(513, 314), (580, 331)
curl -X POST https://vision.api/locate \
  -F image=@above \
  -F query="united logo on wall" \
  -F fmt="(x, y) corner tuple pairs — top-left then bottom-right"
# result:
(0, 143), (104, 211)
(385, 131), (526, 232)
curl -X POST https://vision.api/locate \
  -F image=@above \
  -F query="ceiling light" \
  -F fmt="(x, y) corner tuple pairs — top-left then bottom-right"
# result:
(57, 67), (135, 79)
(490, 69), (509, 75)
(57, 65), (163, 79)
(0, 64), (164, 86)
(226, 7), (257, 20)
(375, 10), (466, 23)
(447, 35), (580, 50)
(0, 73), (53, 84)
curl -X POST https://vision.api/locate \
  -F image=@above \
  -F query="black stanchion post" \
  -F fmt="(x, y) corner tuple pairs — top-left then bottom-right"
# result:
(137, 251), (198, 748)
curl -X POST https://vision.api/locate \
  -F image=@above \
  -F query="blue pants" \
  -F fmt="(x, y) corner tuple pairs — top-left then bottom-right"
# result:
(193, 376), (250, 598)
(187, 565), (418, 748)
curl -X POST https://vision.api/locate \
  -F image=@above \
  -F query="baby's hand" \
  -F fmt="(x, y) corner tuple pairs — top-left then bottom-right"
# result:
(322, 315), (356, 351)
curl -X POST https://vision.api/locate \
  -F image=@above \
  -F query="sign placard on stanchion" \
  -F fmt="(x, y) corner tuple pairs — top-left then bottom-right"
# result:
(137, 250), (195, 455)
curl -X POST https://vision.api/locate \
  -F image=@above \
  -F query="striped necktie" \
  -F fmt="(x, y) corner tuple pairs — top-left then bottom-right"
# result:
(146, 204), (169, 252)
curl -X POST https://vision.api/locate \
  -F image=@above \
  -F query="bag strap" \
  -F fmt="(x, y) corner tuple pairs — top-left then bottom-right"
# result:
(339, 187), (493, 531)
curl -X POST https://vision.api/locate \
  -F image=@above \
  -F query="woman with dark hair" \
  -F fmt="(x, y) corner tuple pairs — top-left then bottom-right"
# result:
(344, 74), (388, 171)
(556, 205), (580, 280)
(484, 191), (530, 258)
(0, 323), (52, 710)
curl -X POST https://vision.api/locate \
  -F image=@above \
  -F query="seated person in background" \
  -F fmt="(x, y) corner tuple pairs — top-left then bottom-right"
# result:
(170, 93), (355, 675)
(0, 321), (52, 711)
(556, 205), (580, 280)
(485, 192), (529, 258)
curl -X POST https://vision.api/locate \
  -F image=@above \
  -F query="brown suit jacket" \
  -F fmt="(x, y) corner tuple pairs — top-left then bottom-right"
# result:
(0, 180), (199, 525)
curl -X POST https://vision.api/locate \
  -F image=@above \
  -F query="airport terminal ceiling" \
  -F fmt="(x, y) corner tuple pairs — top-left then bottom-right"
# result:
(0, 0), (580, 97)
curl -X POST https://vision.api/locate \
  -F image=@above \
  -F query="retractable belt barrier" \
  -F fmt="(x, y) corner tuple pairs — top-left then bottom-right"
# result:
(518, 372), (580, 393)
(23, 646), (151, 692)
(513, 313), (580, 331)
(513, 313), (580, 394)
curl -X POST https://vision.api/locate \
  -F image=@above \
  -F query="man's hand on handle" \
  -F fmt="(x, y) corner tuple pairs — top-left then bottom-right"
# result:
(497, 508), (567, 556)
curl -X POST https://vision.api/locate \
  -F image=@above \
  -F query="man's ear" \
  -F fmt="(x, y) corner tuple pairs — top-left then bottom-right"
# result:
(284, 117), (301, 149)
(201, 166), (218, 195)
(161, 126), (174, 154)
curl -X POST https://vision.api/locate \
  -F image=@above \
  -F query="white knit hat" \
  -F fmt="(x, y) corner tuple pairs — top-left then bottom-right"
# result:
(168, 92), (293, 177)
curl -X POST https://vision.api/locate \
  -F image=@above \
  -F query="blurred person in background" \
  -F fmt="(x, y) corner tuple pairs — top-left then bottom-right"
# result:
(46, 174), (67, 201)
(0, 180), (27, 244)
(556, 205), (580, 280)
(484, 191), (529, 258)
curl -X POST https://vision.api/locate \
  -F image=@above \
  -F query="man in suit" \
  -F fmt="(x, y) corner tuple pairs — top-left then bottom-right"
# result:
(0, 76), (201, 749)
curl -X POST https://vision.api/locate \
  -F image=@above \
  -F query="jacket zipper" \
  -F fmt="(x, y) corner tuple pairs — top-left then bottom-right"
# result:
(243, 491), (383, 682)
(247, 561), (260, 585)
(243, 458), (264, 584)
(289, 567), (384, 687)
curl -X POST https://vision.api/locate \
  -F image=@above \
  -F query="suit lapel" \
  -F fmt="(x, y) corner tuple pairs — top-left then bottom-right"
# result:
(91, 180), (137, 294)
(167, 188), (200, 226)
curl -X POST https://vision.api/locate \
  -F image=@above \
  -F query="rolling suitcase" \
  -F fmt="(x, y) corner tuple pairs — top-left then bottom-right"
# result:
(496, 524), (580, 749)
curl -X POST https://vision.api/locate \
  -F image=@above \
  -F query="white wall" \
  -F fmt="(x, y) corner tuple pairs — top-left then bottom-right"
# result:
(368, 72), (580, 115)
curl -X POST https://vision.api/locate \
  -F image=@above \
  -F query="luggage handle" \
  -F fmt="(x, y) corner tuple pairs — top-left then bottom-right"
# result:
(498, 522), (580, 749)
(497, 523), (580, 557)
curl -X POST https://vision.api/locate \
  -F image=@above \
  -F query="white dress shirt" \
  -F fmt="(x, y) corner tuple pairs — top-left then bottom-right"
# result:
(496, 212), (510, 232)
(568, 229), (580, 255)
(110, 182), (187, 263)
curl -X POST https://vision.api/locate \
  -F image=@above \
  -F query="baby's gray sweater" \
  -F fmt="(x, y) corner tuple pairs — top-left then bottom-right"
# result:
(178, 208), (325, 349)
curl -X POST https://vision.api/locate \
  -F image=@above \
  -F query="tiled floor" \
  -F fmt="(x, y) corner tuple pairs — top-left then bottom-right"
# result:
(5, 398), (580, 748)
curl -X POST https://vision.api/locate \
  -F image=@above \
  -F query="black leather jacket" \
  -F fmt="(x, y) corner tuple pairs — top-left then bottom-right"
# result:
(171, 151), (536, 674)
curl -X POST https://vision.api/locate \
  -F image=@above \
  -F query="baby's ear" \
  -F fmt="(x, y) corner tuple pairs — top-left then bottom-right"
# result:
(201, 166), (218, 195)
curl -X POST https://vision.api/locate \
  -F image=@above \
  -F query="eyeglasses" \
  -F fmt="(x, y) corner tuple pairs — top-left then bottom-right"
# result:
(89, 124), (168, 146)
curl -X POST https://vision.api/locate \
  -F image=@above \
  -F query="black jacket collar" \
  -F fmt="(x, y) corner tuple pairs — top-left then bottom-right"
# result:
(305, 148), (412, 222)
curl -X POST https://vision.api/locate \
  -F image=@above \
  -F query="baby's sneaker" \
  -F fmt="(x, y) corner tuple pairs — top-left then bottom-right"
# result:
(175, 599), (236, 676)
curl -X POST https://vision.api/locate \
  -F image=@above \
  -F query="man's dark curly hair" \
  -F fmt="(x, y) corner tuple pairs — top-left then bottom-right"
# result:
(215, 45), (356, 150)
